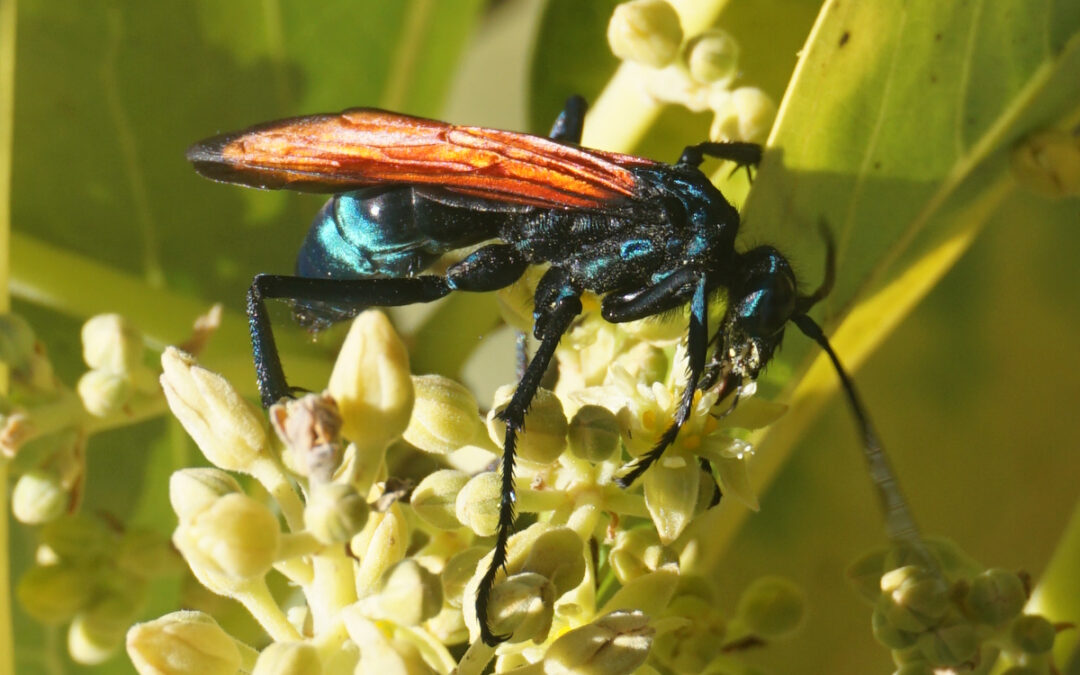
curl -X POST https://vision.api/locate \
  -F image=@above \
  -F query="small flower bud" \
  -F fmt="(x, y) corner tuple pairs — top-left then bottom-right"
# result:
(0, 313), (39, 373)
(16, 562), (95, 624)
(684, 29), (739, 84)
(568, 404), (621, 462)
(602, 565), (679, 617)
(610, 527), (676, 583)
(487, 385), (568, 465)
(879, 566), (950, 632)
(518, 527), (586, 596)
(652, 595), (725, 672)
(182, 493), (281, 580)
(543, 610), (653, 675)
(160, 348), (269, 473)
(736, 576), (806, 639)
(68, 612), (123, 665)
(126, 611), (241, 675)
(1010, 614), (1055, 654)
(82, 314), (144, 374)
(327, 311), (414, 449)
(77, 369), (133, 417)
(710, 87), (776, 142)
(607, 0), (683, 68)
(169, 468), (243, 523)
(486, 572), (555, 643)
(442, 546), (488, 609)
(871, 607), (918, 649)
(1011, 128), (1080, 198)
(253, 642), (322, 675)
(963, 568), (1027, 626)
(404, 374), (484, 454)
(350, 505), (409, 594)
(304, 481), (370, 544)
(455, 471), (501, 536)
(916, 622), (978, 667)
(357, 559), (443, 626)
(270, 393), (343, 480)
(411, 469), (470, 530)
(12, 469), (68, 524)
(39, 513), (111, 562)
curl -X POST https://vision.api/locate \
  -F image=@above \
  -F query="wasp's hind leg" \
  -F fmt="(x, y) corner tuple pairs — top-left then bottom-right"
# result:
(248, 244), (526, 408)
(476, 267), (582, 646)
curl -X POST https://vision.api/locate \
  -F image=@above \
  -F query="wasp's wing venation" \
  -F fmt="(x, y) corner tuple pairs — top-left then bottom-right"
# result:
(187, 108), (660, 209)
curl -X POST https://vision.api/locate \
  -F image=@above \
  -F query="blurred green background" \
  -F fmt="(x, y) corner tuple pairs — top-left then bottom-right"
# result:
(5, 0), (1079, 672)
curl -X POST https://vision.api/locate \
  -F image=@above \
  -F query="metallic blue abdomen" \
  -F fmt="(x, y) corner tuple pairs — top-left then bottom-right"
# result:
(296, 187), (442, 280)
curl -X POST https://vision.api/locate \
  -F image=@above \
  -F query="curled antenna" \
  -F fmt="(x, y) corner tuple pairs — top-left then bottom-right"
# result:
(795, 220), (836, 315)
(792, 229), (937, 571)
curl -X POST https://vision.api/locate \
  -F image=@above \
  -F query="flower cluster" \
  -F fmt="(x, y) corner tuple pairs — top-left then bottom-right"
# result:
(0, 311), (181, 664)
(849, 539), (1065, 674)
(125, 305), (802, 674)
(606, 0), (776, 142)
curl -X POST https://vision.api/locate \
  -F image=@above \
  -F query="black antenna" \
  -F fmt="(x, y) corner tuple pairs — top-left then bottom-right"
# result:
(793, 229), (936, 571)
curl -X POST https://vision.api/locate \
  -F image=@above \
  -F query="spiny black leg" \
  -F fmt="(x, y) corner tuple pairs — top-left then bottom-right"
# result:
(615, 275), (709, 488)
(548, 95), (586, 143)
(699, 457), (723, 508)
(476, 283), (582, 646)
(248, 274), (453, 407)
(678, 141), (762, 169)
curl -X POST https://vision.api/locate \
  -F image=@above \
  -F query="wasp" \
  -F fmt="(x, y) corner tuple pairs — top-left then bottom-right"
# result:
(188, 96), (866, 646)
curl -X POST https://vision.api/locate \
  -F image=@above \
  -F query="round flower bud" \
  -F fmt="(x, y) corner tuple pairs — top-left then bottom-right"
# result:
(253, 642), (322, 675)
(963, 568), (1026, 626)
(568, 405), (621, 462)
(1011, 128), (1080, 198)
(12, 469), (67, 524)
(442, 546), (488, 608)
(710, 87), (776, 142)
(169, 468), (243, 523)
(607, 0), (683, 68)
(871, 606), (918, 649)
(327, 311), (414, 449)
(77, 369), (133, 417)
(878, 566), (950, 632)
(455, 471), (501, 537)
(518, 527), (587, 597)
(357, 559), (443, 626)
(684, 29), (739, 84)
(1010, 614), (1055, 654)
(304, 482), (369, 544)
(39, 513), (111, 562)
(0, 313), (39, 374)
(404, 374), (484, 454)
(16, 562), (95, 624)
(126, 611), (241, 675)
(915, 622), (978, 667)
(543, 610), (653, 675)
(736, 576), (806, 639)
(487, 572), (555, 643)
(82, 314), (144, 374)
(185, 493), (281, 580)
(411, 469), (469, 530)
(160, 348), (269, 473)
(68, 611), (123, 665)
(487, 385), (568, 465)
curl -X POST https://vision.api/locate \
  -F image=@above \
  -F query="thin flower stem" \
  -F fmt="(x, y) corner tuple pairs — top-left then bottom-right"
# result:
(309, 547), (358, 636)
(249, 457), (305, 532)
(234, 578), (302, 643)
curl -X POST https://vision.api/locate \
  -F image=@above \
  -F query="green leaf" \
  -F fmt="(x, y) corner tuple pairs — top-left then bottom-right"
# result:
(693, 0), (1080, 567)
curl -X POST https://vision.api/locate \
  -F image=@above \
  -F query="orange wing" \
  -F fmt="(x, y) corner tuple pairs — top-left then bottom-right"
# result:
(187, 109), (659, 210)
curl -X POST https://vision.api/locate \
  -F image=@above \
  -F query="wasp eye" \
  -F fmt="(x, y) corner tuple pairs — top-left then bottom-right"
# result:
(735, 272), (796, 337)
